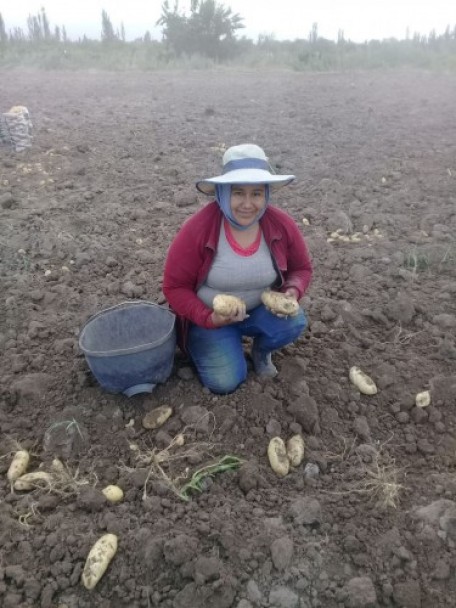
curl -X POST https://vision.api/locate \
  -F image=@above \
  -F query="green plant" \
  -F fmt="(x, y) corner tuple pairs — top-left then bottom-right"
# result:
(403, 248), (430, 272)
(178, 455), (244, 501)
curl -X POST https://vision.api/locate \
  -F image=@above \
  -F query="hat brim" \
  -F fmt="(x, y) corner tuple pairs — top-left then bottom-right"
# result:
(196, 168), (295, 195)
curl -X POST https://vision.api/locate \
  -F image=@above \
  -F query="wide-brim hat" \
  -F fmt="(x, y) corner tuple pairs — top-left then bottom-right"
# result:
(196, 143), (295, 195)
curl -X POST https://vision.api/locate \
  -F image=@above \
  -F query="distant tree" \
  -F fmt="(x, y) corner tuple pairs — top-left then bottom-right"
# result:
(0, 12), (7, 44)
(41, 6), (51, 40)
(120, 21), (126, 42)
(337, 29), (345, 44)
(309, 22), (318, 44)
(101, 9), (117, 41)
(10, 27), (26, 41)
(144, 30), (152, 43)
(157, 0), (244, 59)
(27, 14), (40, 41)
(54, 25), (61, 42)
(62, 25), (67, 43)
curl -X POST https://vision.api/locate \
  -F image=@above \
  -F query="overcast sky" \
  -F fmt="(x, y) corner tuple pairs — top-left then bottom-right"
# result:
(2, 0), (455, 42)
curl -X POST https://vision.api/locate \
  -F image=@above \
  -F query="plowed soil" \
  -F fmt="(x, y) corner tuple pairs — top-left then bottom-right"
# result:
(1, 69), (456, 608)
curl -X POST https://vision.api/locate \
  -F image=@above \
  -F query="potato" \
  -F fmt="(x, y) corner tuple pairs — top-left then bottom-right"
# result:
(349, 366), (378, 395)
(267, 437), (290, 477)
(286, 435), (305, 467)
(173, 433), (185, 447)
(416, 390), (431, 408)
(81, 533), (118, 590)
(50, 458), (66, 475)
(14, 471), (53, 491)
(102, 485), (124, 503)
(261, 290), (300, 316)
(142, 406), (173, 430)
(213, 294), (245, 317)
(7, 450), (30, 482)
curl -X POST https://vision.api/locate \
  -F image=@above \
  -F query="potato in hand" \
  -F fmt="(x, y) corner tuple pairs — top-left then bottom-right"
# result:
(261, 290), (299, 317)
(213, 294), (245, 317)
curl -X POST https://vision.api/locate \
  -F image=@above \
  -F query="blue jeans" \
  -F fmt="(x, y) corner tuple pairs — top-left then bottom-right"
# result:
(187, 304), (307, 394)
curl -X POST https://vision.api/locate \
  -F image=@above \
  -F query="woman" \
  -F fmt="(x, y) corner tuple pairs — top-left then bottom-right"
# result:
(163, 144), (312, 394)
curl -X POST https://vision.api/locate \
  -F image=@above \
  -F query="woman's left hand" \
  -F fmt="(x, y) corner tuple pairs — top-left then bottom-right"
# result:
(284, 288), (299, 301)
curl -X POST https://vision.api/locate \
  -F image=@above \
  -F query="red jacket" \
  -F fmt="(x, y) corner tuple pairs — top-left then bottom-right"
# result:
(163, 201), (312, 351)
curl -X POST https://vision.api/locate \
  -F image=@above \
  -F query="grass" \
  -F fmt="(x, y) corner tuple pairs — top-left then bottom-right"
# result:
(403, 248), (431, 273)
(403, 243), (456, 276)
(127, 432), (243, 502)
(322, 439), (405, 510)
(353, 455), (404, 509)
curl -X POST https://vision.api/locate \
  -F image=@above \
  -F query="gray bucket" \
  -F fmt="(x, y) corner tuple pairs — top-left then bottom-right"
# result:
(79, 301), (176, 397)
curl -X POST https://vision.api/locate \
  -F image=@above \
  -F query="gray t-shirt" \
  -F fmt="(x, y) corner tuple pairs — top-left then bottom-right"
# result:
(197, 223), (278, 311)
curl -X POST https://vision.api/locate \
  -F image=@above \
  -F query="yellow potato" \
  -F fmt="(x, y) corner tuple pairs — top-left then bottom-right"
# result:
(14, 471), (53, 491)
(267, 437), (290, 477)
(102, 485), (124, 503)
(173, 433), (185, 447)
(81, 533), (118, 590)
(50, 458), (66, 475)
(286, 435), (305, 467)
(142, 406), (173, 430)
(349, 366), (378, 395)
(213, 294), (245, 317)
(261, 290), (299, 316)
(7, 450), (30, 482)
(416, 390), (431, 408)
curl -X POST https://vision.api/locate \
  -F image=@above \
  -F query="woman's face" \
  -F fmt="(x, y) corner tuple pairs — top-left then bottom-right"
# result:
(230, 184), (266, 226)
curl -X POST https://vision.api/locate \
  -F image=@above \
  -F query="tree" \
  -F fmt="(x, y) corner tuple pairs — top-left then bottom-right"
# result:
(120, 22), (126, 42)
(157, 0), (244, 59)
(309, 22), (318, 44)
(0, 12), (7, 44)
(101, 9), (116, 42)
(41, 6), (51, 40)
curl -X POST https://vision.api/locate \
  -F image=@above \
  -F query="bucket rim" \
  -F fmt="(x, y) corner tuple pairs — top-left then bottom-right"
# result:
(78, 300), (176, 357)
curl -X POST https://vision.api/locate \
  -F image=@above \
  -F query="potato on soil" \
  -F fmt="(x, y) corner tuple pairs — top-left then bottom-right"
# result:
(349, 366), (378, 395)
(142, 406), (173, 430)
(416, 390), (431, 408)
(7, 450), (30, 482)
(213, 294), (245, 317)
(81, 533), (118, 590)
(261, 290), (300, 316)
(14, 471), (53, 491)
(286, 435), (305, 467)
(267, 437), (290, 477)
(102, 485), (124, 503)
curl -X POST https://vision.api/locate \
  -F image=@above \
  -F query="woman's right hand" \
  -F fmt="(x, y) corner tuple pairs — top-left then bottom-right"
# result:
(211, 304), (248, 327)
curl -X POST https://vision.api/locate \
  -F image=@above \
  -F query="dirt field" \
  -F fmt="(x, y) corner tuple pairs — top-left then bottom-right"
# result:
(1, 68), (456, 608)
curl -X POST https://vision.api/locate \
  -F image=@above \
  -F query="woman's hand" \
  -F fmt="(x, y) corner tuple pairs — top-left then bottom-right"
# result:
(284, 287), (299, 301)
(262, 287), (299, 319)
(211, 300), (248, 327)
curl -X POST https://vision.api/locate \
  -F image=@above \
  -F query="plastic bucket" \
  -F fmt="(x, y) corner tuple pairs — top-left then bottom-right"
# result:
(79, 301), (176, 397)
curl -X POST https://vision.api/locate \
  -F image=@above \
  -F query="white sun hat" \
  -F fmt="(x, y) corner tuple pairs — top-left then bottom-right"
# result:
(196, 143), (295, 195)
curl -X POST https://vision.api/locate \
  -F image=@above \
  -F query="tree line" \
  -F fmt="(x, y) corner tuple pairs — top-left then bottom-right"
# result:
(1, 2), (456, 70)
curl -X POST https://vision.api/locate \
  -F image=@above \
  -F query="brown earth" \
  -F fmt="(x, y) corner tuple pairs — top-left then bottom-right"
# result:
(1, 68), (456, 608)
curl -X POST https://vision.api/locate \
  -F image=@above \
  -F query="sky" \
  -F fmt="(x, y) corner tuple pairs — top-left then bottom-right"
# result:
(2, 0), (455, 43)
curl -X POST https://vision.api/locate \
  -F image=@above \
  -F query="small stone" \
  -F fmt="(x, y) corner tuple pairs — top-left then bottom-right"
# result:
(177, 366), (194, 380)
(269, 586), (299, 608)
(0, 192), (15, 209)
(344, 576), (377, 607)
(303, 462), (320, 479)
(270, 536), (293, 571)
